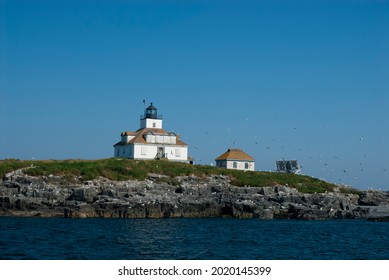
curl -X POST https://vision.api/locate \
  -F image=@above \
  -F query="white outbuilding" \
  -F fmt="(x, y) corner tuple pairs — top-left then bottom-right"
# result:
(215, 148), (255, 171)
(114, 103), (189, 162)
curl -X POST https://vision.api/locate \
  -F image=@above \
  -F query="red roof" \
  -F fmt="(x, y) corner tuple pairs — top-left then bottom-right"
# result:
(114, 128), (188, 147)
(215, 148), (255, 161)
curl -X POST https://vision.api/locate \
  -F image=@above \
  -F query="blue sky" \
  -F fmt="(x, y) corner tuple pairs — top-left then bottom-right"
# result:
(1, 0), (388, 190)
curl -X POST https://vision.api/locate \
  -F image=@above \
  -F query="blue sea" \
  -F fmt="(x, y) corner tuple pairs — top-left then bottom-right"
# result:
(0, 217), (388, 260)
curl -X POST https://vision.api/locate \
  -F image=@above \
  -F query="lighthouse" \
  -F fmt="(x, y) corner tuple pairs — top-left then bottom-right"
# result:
(114, 102), (189, 162)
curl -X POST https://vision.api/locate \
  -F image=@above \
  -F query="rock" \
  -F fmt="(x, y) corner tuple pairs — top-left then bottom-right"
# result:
(148, 173), (169, 181)
(275, 185), (299, 194)
(211, 186), (222, 193)
(367, 216), (389, 222)
(1, 169), (389, 220)
(175, 186), (184, 194)
(3, 181), (21, 189)
(260, 187), (277, 196)
(253, 209), (274, 219)
(358, 191), (389, 206)
(0, 196), (11, 206)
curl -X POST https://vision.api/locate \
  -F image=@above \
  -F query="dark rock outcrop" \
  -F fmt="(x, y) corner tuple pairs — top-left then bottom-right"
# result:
(358, 190), (389, 206)
(1, 170), (389, 219)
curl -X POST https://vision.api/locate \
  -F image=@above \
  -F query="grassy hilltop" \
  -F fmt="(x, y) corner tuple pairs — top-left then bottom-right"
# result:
(0, 158), (360, 194)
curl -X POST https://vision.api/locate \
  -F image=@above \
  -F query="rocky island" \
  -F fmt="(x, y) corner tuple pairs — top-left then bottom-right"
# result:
(1, 159), (389, 220)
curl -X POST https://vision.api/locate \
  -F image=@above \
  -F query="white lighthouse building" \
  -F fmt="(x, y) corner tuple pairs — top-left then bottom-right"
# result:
(113, 103), (189, 162)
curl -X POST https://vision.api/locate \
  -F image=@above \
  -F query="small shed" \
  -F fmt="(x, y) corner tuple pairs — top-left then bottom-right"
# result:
(215, 148), (255, 171)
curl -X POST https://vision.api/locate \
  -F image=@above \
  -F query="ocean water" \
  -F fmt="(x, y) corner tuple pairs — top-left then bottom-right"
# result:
(0, 217), (388, 260)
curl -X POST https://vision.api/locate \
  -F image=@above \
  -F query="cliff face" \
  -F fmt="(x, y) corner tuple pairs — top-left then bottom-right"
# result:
(1, 170), (389, 220)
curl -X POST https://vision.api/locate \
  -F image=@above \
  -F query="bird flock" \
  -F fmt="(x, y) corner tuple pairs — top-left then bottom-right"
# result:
(181, 117), (387, 190)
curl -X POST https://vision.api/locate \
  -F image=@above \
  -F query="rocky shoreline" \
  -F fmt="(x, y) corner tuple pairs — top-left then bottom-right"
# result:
(1, 169), (389, 220)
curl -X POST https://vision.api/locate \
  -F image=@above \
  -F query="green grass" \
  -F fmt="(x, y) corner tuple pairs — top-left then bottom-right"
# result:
(0, 159), (32, 178)
(0, 158), (353, 194)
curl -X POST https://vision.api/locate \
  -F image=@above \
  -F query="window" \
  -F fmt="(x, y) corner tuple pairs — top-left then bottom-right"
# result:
(141, 147), (147, 155)
(153, 123), (156, 128)
(245, 163), (249, 169)
(175, 148), (181, 157)
(233, 162), (237, 169)
(116, 149), (120, 157)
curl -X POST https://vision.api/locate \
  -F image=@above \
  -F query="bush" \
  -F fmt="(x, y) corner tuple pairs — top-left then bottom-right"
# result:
(0, 159), (32, 178)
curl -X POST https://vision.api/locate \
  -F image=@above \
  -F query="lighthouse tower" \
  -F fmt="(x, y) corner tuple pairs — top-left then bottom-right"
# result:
(140, 102), (163, 129)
